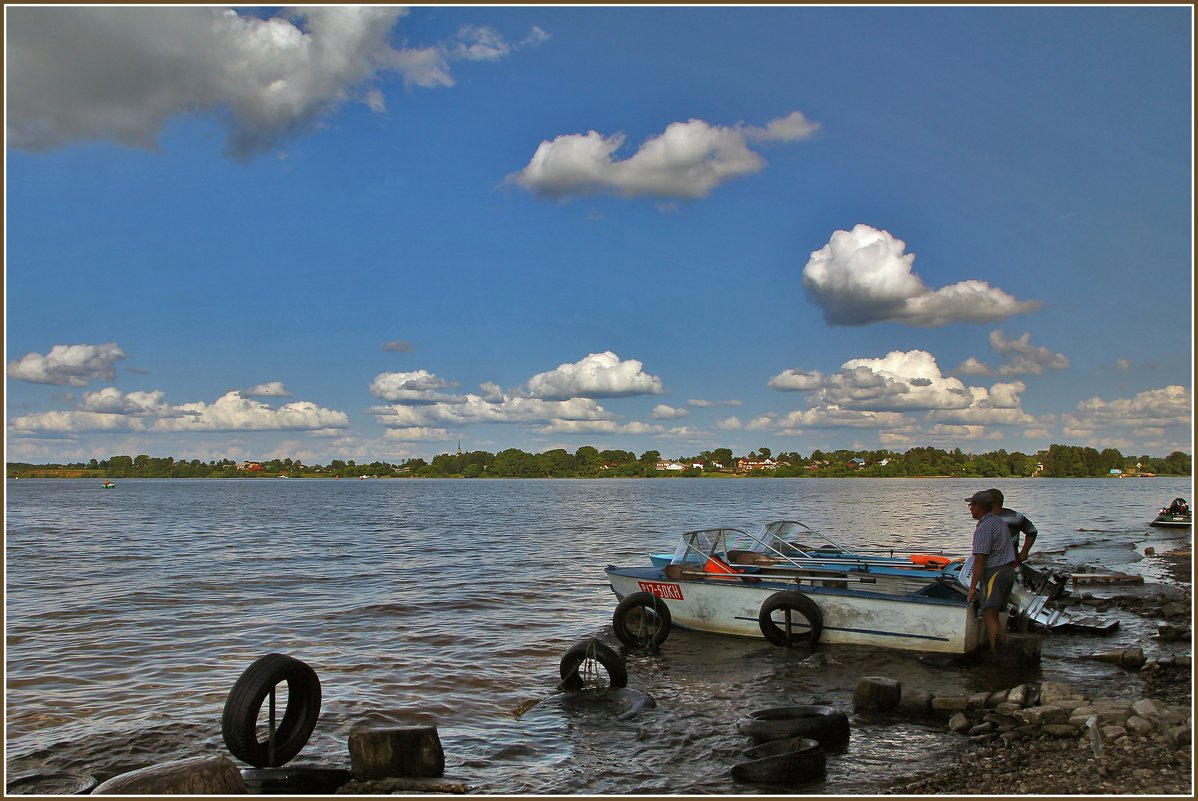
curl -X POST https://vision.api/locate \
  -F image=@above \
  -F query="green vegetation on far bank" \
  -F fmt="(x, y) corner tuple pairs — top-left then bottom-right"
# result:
(7, 443), (1191, 480)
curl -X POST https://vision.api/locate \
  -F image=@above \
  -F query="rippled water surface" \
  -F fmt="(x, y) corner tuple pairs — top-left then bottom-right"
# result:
(5, 476), (1192, 793)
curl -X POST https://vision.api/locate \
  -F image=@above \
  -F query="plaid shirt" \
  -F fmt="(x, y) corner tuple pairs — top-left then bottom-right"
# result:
(972, 512), (1017, 567)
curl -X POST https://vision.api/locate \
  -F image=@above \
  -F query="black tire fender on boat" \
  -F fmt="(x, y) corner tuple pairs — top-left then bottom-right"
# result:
(612, 591), (673, 648)
(758, 591), (823, 647)
(735, 705), (850, 749)
(559, 638), (628, 691)
(222, 653), (322, 768)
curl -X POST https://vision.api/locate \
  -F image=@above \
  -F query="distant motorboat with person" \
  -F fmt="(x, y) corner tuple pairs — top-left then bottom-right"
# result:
(1149, 498), (1191, 528)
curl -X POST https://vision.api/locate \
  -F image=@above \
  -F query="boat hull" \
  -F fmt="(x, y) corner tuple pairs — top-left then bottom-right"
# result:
(605, 566), (984, 654)
(1149, 513), (1191, 528)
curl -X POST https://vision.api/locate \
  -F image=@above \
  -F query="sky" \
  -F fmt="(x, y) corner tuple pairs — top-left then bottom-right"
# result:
(4, 4), (1194, 467)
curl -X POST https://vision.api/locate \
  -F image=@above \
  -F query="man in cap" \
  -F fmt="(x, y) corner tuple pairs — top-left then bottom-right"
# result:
(965, 489), (1018, 651)
(987, 487), (1038, 565)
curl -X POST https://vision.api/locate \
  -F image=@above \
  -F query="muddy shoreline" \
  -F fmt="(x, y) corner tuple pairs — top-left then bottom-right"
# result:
(883, 550), (1192, 795)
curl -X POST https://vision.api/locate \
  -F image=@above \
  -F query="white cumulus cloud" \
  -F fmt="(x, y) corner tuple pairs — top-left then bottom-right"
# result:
(802, 225), (1042, 327)
(525, 352), (664, 400)
(507, 111), (819, 201)
(1068, 385), (1191, 431)
(370, 393), (615, 428)
(245, 381), (292, 397)
(369, 370), (462, 404)
(651, 404), (690, 420)
(8, 389), (348, 435)
(6, 7), (541, 160)
(156, 392), (349, 432)
(7, 342), (127, 386)
(812, 350), (973, 412)
(383, 427), (452, 442)
(955, 330), (1069, 376)
(761, 349), (1047, 443)
(768, 369), (824, 391)
(687, 398), (742, 408)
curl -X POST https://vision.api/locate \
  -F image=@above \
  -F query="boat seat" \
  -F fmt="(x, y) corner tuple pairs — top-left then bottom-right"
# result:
(727, 550), (776, 566)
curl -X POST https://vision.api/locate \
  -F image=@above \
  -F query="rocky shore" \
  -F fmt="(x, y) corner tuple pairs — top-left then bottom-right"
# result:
(883, 577), (1192, 796)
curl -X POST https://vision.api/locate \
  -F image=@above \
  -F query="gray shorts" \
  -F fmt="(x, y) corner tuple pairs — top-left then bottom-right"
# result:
(980, 564), (1016, 610)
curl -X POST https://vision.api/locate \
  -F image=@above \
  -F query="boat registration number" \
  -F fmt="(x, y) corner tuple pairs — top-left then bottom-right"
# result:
(637, 581), (684, 600)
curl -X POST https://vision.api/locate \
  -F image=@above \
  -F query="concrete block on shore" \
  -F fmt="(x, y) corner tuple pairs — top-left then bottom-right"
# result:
(992, 633), (1041, 667)
(895, 689), (934, 718)
(930, 695), (969, 714)
(1038, 681), (1084, 706)
(852, 676), (901, 712)
(92, 755), (245, 795)
(349, 725), (445, 780)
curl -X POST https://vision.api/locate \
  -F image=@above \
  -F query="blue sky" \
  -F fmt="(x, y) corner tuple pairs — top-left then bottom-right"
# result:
(5, 5), (1193, 466)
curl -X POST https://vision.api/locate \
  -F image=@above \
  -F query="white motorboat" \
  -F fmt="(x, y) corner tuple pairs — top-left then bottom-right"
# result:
(608, 520), (1116, 654)
(606, 522), (989, 654)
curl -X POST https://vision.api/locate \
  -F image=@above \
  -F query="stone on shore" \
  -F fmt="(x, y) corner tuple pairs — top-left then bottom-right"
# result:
(92, 755), (245, 795)
(882, 640), (1193, 796)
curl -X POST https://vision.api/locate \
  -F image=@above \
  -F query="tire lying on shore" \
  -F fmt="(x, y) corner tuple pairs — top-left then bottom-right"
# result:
(6, 770), (98, 796)
(241, 766), (353, 794)
(731, 737), (826, 785)
(559, 638), (628, 691)
(222, 653), (322, 768)
(758, 591), (823, 647)
(735, 705), (850, 750)
(612, 592), (673, 649)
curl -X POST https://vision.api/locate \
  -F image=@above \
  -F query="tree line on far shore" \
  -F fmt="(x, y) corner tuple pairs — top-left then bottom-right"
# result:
(6, 443), (1191, 479)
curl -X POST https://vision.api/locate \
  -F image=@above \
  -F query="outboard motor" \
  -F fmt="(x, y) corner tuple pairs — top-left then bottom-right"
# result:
(1019, 564), (1071, 600)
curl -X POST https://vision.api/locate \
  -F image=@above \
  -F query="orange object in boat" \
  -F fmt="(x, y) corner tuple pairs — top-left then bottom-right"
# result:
(910, 553), (952, 568)
(705, 557), (738, 574)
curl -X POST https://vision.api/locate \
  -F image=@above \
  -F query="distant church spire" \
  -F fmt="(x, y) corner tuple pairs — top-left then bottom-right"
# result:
(456, 439), (462, 456)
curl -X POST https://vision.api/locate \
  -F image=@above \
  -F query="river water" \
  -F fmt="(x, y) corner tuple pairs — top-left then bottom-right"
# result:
(4, 476), (1192, 794)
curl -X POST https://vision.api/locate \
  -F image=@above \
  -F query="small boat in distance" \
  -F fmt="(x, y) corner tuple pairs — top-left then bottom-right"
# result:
(101, 481), (115, 489)
(1150, 498), (1191, 528)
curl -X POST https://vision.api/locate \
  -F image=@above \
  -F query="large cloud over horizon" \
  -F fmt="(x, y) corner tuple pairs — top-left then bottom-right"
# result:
(368, 352), (664, 442)
(507, 112), (819, 200)
(8, 388), (348, 435)
(802, 224), (1042, 327)
(764, 349), (1039, 439)
(6, 6), (542, 159)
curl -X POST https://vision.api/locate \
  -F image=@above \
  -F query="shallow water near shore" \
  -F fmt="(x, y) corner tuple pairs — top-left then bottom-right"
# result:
(5, 476), (1192, 794)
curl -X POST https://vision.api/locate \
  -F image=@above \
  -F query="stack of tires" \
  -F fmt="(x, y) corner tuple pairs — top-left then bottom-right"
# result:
(730, 705), (850, 787)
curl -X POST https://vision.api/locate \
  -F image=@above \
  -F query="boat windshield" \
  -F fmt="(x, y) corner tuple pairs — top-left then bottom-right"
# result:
(670, 528), (746, 564)
(668, 520), (950, 571)
(669, 523), (834, 568)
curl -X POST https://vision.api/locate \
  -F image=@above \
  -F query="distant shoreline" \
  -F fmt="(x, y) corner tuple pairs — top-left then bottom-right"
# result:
(7, 472), (1189, 480)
